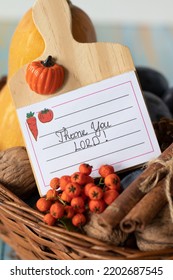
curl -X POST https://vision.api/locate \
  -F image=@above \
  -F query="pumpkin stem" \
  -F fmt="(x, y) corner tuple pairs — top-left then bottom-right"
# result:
(67, 0), (72, 6)
(41, 56), (55, 67)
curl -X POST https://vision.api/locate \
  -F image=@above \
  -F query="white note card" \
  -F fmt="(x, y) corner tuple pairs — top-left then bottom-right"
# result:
(17, 71), (161, 196)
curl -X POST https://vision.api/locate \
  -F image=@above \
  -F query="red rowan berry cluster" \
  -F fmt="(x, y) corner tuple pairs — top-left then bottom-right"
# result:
(36, 163), (121, 228)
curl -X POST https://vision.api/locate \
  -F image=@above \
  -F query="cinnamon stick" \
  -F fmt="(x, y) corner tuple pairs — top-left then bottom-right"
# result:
(120, 176), (173, 233)
(96, 143), (173, 229)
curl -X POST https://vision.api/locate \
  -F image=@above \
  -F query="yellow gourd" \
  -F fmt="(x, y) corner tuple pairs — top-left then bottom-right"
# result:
(0, 85), (24, 150)
(0, 1), (96, 150)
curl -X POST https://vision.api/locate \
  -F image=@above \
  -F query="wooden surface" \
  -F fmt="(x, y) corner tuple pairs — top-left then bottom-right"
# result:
(1, 14), (173, 262)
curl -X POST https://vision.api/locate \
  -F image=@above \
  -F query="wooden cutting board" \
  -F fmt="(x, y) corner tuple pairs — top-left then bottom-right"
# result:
(9, 0), (135, 108)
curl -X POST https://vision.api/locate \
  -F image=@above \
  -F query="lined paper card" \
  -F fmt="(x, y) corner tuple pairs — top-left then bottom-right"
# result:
(17, 71), (161, 196)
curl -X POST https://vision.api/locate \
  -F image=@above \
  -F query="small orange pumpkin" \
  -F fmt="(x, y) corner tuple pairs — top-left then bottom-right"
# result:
(26, 55), (64, 95)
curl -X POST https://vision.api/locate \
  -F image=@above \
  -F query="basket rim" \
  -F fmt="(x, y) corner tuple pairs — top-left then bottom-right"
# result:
(1, 182), (173, 260)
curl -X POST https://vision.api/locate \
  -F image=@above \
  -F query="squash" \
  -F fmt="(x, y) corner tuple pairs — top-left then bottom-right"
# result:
(0, 1), (97, 151)
(0, 85), (24, 150)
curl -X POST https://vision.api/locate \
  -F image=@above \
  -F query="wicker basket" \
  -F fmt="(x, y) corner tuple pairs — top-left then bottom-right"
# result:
(1, 182), (173, 260)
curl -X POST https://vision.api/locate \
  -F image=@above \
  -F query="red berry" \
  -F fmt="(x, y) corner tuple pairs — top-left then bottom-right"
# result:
(65, 182), (81, 198)
(88, 186), (103, 200)
(50, 202), (64, 219)
(88, 199), (106, 213)
(43, 213), (56, 226)
(72, 213), (86, 227)
(103, 190), (119, 205)
(98, 164), (114, 178)
(79, 163), (93, 175)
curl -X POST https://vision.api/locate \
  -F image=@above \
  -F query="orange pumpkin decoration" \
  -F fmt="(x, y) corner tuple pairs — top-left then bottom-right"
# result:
(26, 55), (64, 95)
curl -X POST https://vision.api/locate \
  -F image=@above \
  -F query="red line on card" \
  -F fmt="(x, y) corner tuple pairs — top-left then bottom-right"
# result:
(92, 149), (154, 173)
(25, 122), (47, 187)
(129, 81), (154, 153)
(110, 149), (154, 167)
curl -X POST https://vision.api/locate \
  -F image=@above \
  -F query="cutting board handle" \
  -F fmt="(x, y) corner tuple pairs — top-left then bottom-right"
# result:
(32, 0), (75, 58)
(9, 0), (135, 109)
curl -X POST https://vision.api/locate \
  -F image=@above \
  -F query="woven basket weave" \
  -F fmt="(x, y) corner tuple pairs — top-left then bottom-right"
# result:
(1, 182), (173, 260)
